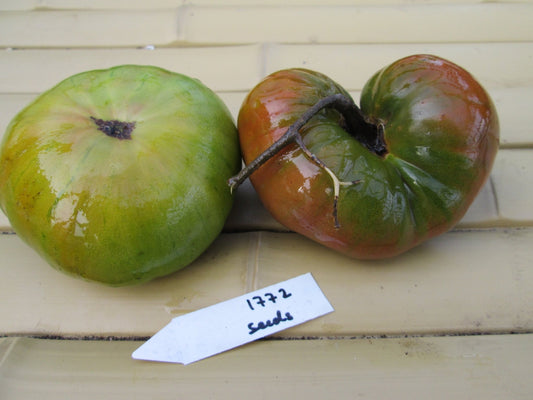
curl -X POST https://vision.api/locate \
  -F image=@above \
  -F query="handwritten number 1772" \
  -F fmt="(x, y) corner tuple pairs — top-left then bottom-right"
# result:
(246, 288), (292, 311)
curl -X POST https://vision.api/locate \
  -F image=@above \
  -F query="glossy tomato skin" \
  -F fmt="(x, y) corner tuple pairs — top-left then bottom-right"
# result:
(238, 55), (499, 259)
(0, 65), (240, 285)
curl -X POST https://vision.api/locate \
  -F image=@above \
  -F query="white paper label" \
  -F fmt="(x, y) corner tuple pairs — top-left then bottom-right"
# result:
(132, 273), (334, 364)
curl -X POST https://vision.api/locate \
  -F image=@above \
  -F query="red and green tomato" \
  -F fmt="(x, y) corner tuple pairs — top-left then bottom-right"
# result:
(232, 55), (499, 259)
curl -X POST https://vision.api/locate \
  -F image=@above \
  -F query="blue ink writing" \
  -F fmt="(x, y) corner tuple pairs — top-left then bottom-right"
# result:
(248, 310), (294, 335)
(246, 288), (292, 311)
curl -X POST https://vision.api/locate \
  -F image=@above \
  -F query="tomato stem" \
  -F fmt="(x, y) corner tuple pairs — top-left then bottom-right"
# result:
(228, 93), (383, 228)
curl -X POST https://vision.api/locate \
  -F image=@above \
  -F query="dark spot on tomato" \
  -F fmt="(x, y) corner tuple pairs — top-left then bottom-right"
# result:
(90, 116), (135, 140)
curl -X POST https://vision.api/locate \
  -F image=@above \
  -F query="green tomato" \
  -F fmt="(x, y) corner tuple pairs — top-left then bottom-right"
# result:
(0, 65), (240, 285)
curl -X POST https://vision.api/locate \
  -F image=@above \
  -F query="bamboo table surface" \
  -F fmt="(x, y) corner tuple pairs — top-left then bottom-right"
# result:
(1, 1), (532, 398)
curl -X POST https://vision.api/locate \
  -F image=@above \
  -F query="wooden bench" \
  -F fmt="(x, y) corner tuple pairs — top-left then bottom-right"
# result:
(1, 1), (532, 398)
